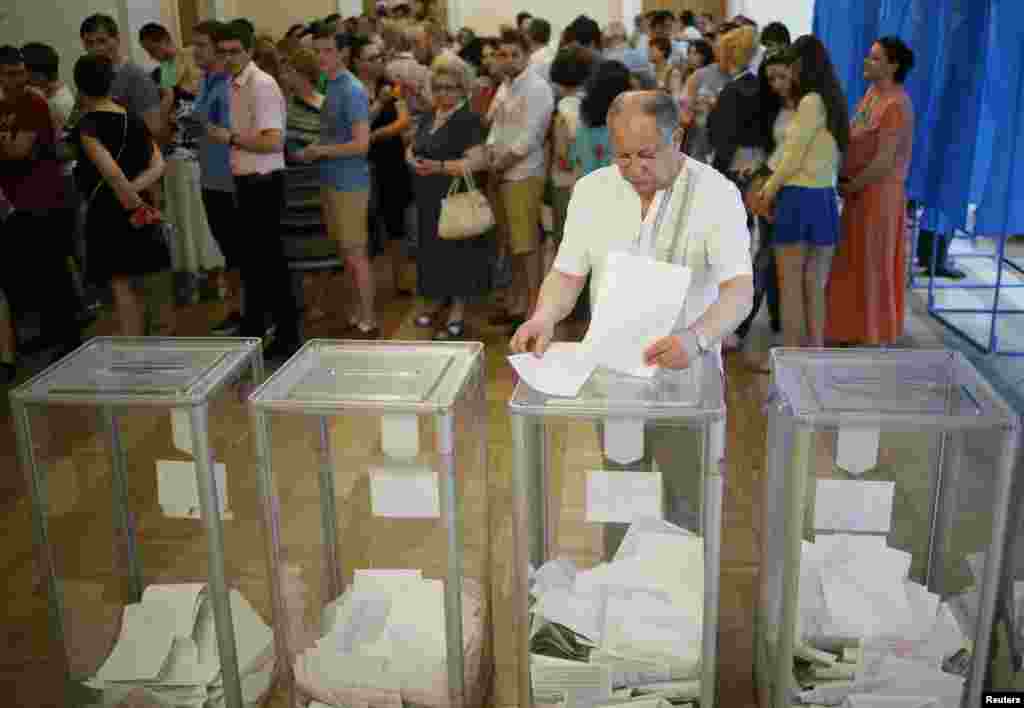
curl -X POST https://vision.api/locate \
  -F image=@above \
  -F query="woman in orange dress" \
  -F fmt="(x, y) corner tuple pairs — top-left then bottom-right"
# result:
(826, 36), (916, 345)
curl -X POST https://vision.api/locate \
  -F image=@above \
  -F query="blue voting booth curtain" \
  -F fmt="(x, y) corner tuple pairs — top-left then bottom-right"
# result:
(813, 0), (1021, 235)
(972, 0), (1024, 236)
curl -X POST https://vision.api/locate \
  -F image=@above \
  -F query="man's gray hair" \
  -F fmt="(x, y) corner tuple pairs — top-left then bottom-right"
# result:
(608, 91), (680, 145)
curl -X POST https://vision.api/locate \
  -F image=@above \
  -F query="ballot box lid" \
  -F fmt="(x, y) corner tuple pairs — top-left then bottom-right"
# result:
(11, 337), (261, 406)
(769, 348), (1017, 429)
(248, 340), (483, 414)
(509, 350), (725, 421)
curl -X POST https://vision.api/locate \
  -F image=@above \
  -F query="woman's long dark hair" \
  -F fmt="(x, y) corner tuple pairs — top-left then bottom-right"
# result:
(580, 60), (632, 128)
(756, 49), (789, 151)
(788, 34), (850, 154)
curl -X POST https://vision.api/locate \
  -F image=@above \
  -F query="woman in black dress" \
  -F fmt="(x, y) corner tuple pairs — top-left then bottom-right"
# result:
(406, 54), (489, 340)
(72, 54), (166, 336)
(351, 36), (414, 271)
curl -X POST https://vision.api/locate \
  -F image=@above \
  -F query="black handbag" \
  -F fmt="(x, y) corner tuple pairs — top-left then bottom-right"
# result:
(84, 113), (171, 276)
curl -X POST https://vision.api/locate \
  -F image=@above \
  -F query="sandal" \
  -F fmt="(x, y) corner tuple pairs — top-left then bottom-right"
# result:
(434, 321), (465, 340)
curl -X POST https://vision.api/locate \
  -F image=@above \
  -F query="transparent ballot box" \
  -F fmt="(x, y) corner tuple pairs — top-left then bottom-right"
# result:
(9, 337), (266, 708)
(756, 349), (1020, 708)
(507, 351), (725, 708)
(247, 340), (488, 708)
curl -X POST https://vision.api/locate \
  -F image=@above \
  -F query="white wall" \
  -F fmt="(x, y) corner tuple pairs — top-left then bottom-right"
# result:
(0, 0), (168, 88)
(728, 0), (813, 39)
(448, 0), (617, 42)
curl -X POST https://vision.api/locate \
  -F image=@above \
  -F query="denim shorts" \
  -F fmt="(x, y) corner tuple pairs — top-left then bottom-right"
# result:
(773, 185), (840, 247)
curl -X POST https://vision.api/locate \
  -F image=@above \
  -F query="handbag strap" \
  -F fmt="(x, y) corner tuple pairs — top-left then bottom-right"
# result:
(446, 168), (479, 197)
(86, 112), (129, 206)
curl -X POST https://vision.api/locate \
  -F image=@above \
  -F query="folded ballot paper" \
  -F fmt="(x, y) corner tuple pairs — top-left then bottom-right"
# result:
(527, 519), (703, 708)
(88, 584), (274, 708)
(294, 571), (487, 708)
(790, 535), (968, 707)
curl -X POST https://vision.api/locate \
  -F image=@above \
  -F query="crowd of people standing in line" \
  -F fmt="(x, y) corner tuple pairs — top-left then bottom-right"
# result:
(0, 1), (919, 383)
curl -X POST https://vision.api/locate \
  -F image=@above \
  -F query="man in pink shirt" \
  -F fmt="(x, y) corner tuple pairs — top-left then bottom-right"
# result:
(207, 20), (301, 360)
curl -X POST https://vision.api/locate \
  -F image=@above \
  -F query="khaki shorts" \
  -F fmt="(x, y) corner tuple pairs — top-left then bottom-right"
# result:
(321, 187), (369, 251)
(498, 176), (545, 256)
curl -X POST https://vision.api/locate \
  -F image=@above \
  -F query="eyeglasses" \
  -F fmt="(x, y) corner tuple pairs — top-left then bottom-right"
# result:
(612, 149), (662, 166)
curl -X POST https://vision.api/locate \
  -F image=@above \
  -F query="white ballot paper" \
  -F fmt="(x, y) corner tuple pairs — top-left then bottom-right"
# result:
(381, 414), (419, 459)
(157, 460), (231, 520)
(171, 409), (193, 455)
(814, 479), (895, 534)
(508, 342), (596, 398)
(584, 252), (691, 378)
(369, 465), (440, 518)
(586, 469), (662, 523)
(836, 426), (881, 477)
(604, 418), (645, 465)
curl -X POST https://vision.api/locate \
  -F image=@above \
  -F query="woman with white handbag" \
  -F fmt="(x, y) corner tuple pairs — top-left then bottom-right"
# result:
(406, 53), (491, 340)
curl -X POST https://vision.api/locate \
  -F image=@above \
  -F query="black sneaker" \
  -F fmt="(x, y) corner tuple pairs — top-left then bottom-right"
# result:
(211, 312), (243, 336)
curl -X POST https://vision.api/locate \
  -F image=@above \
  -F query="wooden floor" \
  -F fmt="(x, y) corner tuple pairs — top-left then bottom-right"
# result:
(0, 249), (949, 708)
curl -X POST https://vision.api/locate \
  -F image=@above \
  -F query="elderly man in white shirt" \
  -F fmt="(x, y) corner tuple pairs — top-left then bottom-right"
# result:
(488, 28), (555, 329)
(511, 91), (753, 542)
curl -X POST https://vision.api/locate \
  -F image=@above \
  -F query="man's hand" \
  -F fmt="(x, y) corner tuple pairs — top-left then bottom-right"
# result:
(510, 317), (556, 358)
(643, 335), (692, 370)
(207, 124), (231, 145)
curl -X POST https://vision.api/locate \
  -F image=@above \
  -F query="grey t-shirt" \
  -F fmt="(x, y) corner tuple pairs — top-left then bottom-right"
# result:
(111, 61), (161, 120)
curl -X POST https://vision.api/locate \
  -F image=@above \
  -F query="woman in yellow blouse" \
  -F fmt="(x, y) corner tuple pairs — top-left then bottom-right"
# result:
(752, 35), (849, 348)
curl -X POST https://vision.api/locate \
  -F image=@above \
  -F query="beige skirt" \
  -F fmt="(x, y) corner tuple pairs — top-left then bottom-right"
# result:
(164, 158), (225, 273)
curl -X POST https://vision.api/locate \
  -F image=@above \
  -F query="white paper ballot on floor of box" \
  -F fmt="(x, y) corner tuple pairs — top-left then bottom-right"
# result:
(141, 583), (206, 640)
(156, 459), (232, 520)
(814, 479), (895, 534)
(602, 592), (701, 679)
(613, 519), (694, 562)
(354, 569), (423, 594)
(369, 464), (440, 518)
(533, 587), (604, 642)
(586, 469), (662, 523)
(531, 654), (613, 708)
(587, 649), (672, 688)
(381, 414), (419, 458)
(844, 697), (938, 708)
(583, 252), (691, 379)
(604, 418), (645, 465)
(171, 408), (193, 455)
(96, 603), (178, 682)
(532, 559), (577, 597)
(835, 426), (881, 477)
(508, 343), (596, 398)
(857, 655), (963, 707)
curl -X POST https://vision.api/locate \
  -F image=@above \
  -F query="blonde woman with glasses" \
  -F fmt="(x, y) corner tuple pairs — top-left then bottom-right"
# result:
(406, 53), (489, 339)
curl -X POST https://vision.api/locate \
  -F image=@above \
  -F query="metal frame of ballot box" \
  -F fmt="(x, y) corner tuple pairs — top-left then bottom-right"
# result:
(9, 337), (264, 708)
(756, 348), (1020, 708)
(508, 350), (726, 708)
(247, 340), (487, 708)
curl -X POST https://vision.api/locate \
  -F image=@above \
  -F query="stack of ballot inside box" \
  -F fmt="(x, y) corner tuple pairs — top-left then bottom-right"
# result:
(791, 534), (969, 707)
(527, 519), (705, 708)
(87, 583), (275, 708)
(295, 570), (487, 708)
